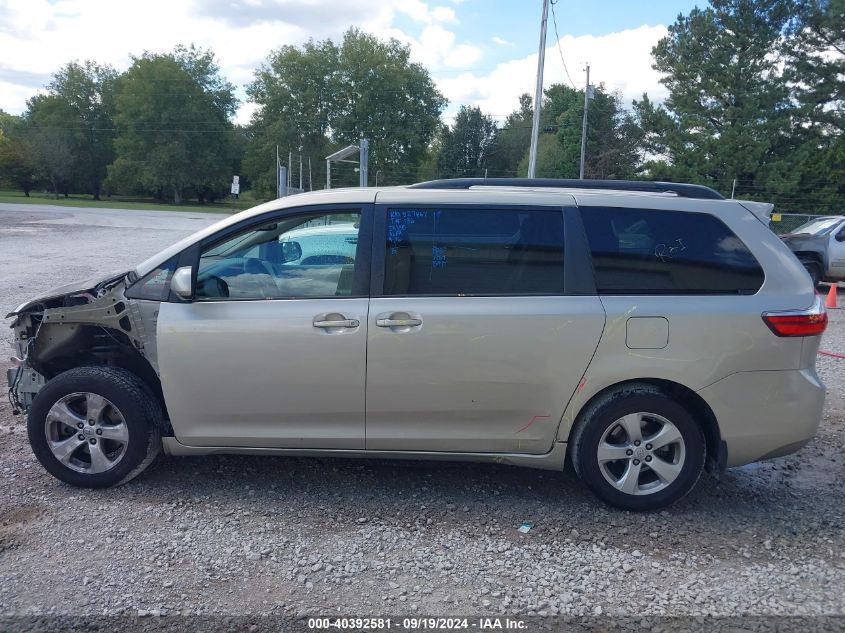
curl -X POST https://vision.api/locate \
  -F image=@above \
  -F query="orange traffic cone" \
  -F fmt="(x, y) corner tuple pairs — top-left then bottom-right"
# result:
(825, 282), (839, 309)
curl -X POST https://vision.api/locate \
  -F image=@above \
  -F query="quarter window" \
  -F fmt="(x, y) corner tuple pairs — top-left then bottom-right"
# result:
(581, 207), (764, 295)
(126, 257), (177, 301)
(384, 208), (565, 296)
(196, 212), (361, 300)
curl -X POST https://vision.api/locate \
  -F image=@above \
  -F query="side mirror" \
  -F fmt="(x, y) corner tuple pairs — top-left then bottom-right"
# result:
(836, 230), (845, 242)
(281, 241), (303, 263)
(171, 266), (194, 299)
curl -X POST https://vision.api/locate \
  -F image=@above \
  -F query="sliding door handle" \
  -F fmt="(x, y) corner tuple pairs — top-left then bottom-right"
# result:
(376, 317), (422, 327)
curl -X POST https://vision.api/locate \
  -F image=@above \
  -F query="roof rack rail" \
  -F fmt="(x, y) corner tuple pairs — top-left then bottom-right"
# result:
(408, 178), (725, 200)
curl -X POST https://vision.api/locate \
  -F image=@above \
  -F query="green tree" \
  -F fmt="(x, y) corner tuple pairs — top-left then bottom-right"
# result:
(25, 95), (78, 196)
(509, 84), (641, 179)
(245, 37), (338, 196)
(485, 93), (533, 177)
(436, 105), (497, 178)
(767, 0), (845, 213)
(787, 0), (844, 133)
(542, 84), (641, 178)
(633, 0), (794, 195)
(246, 28), (446, 194)
(331, 29), (446, 185)
(0, 111), (38, 195)
(108, 45), (237, 204)
(46, 61), (118, 199)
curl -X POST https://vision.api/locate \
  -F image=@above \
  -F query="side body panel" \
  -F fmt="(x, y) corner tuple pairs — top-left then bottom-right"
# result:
(365, 295), (605, 453)
(698, 368), (824, 466)
(558, 195), (821, 467)
(156, 201), (375, 450)
(158, 298), (368, 448)
(365, 195), (605, 455)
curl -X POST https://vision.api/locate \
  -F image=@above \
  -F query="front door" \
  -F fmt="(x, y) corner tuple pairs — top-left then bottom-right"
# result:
(365, 204), (605, 454)
(158, 207), (371, 449)
(829, 221), (845, 278)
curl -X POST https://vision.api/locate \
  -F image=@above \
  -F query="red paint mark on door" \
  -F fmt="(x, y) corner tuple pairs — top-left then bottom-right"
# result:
(516, 414), (551, 434)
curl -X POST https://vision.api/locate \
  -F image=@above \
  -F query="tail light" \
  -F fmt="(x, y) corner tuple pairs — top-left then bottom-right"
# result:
(762, 294), (828, 337)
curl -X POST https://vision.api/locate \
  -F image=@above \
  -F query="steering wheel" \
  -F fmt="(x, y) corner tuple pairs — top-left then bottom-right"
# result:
(244, 258), (276, 277)
(197, 275), (229, 298)
(243, 258), (281, 298)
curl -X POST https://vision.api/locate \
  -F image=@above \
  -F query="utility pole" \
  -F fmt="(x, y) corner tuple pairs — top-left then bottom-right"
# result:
(579, 63), (590, 180)
(359, 138), (369, 187)
(527, 0), (550, 179)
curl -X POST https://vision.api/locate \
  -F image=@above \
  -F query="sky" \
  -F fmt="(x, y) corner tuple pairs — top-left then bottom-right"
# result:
(0, 0), (702, 125)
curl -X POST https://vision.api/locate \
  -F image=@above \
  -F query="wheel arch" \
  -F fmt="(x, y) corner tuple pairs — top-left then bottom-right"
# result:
(794, 250), (826, 276)
(564, 378), (723, 472)
(29, 323), (169, 427)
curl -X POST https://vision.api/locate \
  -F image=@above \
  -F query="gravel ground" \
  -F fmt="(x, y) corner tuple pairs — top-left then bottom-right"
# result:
(0, 204), (844, 624)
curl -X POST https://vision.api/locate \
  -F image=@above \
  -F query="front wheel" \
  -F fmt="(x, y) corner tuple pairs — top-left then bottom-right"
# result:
(27, 366), (162, 488)
(570, 384), (705, 511)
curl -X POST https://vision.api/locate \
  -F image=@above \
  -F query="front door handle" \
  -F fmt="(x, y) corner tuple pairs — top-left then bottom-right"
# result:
(376, 317), (422, 327)
(313, 315), (360, 329)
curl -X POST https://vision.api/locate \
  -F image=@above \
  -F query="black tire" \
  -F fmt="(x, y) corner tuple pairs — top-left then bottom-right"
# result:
(27, 366), (162, 488)
(570, 383), (705, 511)
(800, 260), (822, 288)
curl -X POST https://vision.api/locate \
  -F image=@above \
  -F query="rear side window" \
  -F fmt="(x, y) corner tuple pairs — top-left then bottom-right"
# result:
(384, 207), (565, 295)
(581, 207), (764, 295)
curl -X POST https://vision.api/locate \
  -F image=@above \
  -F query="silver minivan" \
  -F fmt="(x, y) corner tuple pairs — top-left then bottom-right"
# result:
(6, 179), (827, 510)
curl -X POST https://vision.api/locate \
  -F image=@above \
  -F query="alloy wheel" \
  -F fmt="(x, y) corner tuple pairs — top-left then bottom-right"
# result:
(44, 392), (129, 474)
(596, 412), (686, 496)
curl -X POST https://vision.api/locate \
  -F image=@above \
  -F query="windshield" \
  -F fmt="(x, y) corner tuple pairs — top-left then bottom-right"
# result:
(790, 217), (844, 236)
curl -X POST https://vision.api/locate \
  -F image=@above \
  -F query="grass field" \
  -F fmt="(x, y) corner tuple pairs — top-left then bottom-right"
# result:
(0, 190), (266, 214)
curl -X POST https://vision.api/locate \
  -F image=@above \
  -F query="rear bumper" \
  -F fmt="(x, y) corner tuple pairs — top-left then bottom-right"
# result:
(697, 368), (825, 467)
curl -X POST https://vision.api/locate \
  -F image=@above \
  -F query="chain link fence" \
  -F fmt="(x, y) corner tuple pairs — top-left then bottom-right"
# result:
(768, 212), (828, 235)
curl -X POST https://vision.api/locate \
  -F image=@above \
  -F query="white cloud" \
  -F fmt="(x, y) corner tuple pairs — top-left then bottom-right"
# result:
(491, 36), (515, 47)
(394, 0), (457, 24)
(395, 0), (432, 23)
(435, 25), (669, 120)
(0, 0), (481, 123)
(431, 6), (458, 23)
(0, 1), (666, 129)
(411, 25), (482, 68)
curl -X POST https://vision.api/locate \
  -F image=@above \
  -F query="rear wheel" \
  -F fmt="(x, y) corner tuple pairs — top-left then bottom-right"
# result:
(27, 366), (162, 488)
(571, 384), (705, 511)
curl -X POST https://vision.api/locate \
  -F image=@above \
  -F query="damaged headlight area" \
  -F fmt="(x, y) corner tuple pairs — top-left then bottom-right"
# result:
(6, 271), (162, 416)
(7, 313), (47, 414)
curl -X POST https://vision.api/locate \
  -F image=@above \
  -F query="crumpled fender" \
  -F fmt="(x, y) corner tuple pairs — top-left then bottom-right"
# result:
(6, 271), (130, 318)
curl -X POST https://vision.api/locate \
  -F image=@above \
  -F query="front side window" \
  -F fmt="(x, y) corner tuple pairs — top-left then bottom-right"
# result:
(196, 211), (361, 300)
(384, 207), (565, 296)
(126, 257), (177, 301)
(581, 207), (764, 295)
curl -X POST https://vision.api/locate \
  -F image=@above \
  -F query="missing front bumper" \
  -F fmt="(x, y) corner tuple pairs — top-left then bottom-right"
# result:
(7, 366), (46, 411)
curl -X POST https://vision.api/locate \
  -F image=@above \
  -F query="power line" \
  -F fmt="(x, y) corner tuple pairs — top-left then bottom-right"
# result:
(550, 0), (577, 89)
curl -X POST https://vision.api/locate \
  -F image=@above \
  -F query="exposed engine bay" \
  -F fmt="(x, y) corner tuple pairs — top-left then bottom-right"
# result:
(7, 271), (164, 417)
